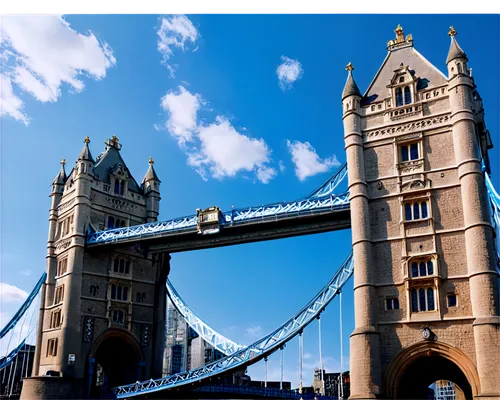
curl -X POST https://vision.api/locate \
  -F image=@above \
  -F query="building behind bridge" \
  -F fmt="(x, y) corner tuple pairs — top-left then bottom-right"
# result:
(163, 297), (225, 375)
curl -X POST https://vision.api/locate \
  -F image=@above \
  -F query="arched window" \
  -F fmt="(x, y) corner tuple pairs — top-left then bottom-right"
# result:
(457, 63), (462, 74)
(404, 200), (429, 221)
(419, 288), (426, 311)
(108, 217), (115, 230)
(125, 261), (130, 274)
(395, 87), (403, 107)
(113, 259), (119, 272)
(427, 288), (435, 310)
(120, 181), (125, 196)
(111, 283), (128, 301)
(114, 180), (120, 194)
(119, 259), (125, 273)
(409, 258), (435, 278)
(404, 86), (412, 104)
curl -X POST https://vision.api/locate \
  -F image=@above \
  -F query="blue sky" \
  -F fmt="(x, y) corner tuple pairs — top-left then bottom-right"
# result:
(1, 14), (499, 387)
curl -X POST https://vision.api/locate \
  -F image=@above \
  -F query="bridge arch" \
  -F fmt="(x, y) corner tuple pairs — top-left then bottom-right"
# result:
(384, 340), (480, 399)
(87, 328), (144, 397)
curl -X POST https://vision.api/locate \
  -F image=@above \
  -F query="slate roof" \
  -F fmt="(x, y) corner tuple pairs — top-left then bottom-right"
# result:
(446, 37), (467, 63)
(93, 145), (142, 193)
(53, 164), (67, 185)
(78, 142), (94, 162)
(143, 164), (160, 183)
(342, 73), (362, 100)
(363, 45), (448, 105)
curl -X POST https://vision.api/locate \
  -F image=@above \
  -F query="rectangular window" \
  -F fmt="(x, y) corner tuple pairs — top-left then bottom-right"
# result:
(57, 258), (68, 276)
(54, 285), (64, 305)
(447, 294), (457, 307)
(386, 298), (400, 310)
(50, 310), (62, 329)
(400, 142), (420, 162)
(411, 287), (436, 312)
(47, 338), (58, 356)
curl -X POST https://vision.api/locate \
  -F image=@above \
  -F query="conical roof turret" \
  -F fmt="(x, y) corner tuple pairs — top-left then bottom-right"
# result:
(78, 136), (94, 162)
(342, 62), (361, 100)
(446, 27), (467, 63)
(143, 157), (161, 183)
(53, 159), (67, 185)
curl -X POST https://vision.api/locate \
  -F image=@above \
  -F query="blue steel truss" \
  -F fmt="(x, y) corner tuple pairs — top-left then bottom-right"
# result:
(167, 280), (244, 356)
(113, 253), (354, 398)
(485, 172), (500, 265)
(87, 163), (349, 245)
(0, 273), (46, 339)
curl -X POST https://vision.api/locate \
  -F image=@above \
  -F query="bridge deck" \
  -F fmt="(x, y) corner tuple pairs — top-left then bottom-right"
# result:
(87, 207), (351, 253)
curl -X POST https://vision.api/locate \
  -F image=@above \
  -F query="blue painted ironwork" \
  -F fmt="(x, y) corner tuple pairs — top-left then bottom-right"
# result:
(113, 253), (353, 398)
(485, 172), (500, 265)
(167, 279), (244, 356)
(0, 340), (26, 370)
(87, 163), (349, 245)
(0, 273), (46, 339)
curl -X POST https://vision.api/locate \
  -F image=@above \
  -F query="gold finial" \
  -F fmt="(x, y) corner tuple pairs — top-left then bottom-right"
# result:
(111, 135), (119, 144)
(346, 62), (354, 72)
(395, 24), (403, 33)
(61, 158), (66, 166)
(84, 136), (90, 144)
(148, 156), (154, 165)
(448, 26), (457, 37)
(395, 24), (405, 43)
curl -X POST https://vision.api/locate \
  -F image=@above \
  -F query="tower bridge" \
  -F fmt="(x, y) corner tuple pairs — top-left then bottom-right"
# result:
(1, 25), (499, 400)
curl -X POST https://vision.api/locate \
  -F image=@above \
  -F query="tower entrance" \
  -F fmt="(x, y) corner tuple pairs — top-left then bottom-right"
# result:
(398, 356), (471, 399)
(88, 330), (143, 398)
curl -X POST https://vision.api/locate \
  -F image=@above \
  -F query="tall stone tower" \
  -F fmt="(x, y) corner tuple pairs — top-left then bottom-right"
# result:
(24, 136), (169, 399)
(343, 26), (499, 399)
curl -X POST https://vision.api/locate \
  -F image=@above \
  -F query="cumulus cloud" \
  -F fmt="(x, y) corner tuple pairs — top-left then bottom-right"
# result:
(0, 282), (28, 303)
(287, 140), (340, 181)
(157, 15), (199, 78)
(161, 87), (276, 183)
(276, 56), (303, 91)
(0, 15), (115, 124)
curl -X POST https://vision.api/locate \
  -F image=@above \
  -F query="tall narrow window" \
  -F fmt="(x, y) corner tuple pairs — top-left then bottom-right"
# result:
(427, 260), (434, 275)
(421, 201), (428, 218)
(125, 261), (130, 274)
(411, 262), (418, 278)
(401, 146), (409, 162)
(457, 63), (462, 74)
(108, 217), (115, 230)
(427, 288), (435, 310)
(54, 285), (64, 305)
(419, 288), (427, 311)
(405, 203), (412, 221)
(47, 338), (58, 356)
(120, 181), (125, 196)
(404, 86), (412, 104)
(410, 143), (419, 160)
(396, 87), (403, 107)
(411, 289), (418, 312)
(419, 262), (426, 277)
(413, 203), (420, 219)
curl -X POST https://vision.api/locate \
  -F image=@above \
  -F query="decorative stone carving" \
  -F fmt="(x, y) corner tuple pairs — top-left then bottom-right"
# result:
(401, 179), (426, 193)
(55, 238), (72, 250)
(83, 317), (94, 343)
(364, 114), (450, 141)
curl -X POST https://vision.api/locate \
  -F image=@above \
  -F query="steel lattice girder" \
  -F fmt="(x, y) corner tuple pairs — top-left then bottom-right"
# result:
(113, 254), (353, 398)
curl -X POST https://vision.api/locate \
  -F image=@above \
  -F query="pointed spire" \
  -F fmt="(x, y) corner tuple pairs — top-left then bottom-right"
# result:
(342, 62), (361, 100)
(446, 26), (467, 63)
(53, 159), (67, 185)
(78, 136), (94, 162)
(143, 157), (161, 183)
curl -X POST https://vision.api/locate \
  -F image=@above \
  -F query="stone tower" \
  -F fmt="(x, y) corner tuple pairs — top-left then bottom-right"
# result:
(24, 136), (169, 399)
(343, 26), (499, 399)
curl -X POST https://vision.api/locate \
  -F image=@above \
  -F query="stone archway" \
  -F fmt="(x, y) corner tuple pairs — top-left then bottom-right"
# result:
(384, 341), (480, 399)
(87, 328), (144, 398)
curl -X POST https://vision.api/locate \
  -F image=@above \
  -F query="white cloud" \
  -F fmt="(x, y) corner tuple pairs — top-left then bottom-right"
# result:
(0, 282), (28, 303)
(161, 87), (276, 184)
(161, 85), (202, 145)
(0, 15), (115, 124)
(277, 56), (303, 91)
(287, 140), (340, 181)
(245, 325), (263, 338)
(20, 270), (32, 277)
(157, 15), (198, 78)
(278, 160), (286, 173)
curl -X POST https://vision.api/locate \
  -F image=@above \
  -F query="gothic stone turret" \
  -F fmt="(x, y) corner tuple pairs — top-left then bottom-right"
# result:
(24, 136), (169, 399)
(344, 26), (499, 399)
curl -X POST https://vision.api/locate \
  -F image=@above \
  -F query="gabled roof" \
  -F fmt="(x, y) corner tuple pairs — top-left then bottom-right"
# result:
(93, 145), (142, 193)
(363, 45), (448, 105)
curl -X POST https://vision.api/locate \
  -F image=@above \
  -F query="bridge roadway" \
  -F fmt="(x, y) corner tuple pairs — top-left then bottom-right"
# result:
(87, 206), (351, 253)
